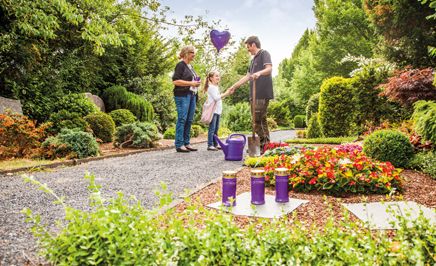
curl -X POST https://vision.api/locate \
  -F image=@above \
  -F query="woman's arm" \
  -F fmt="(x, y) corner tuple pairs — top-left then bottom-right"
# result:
(173, 80), (200, 87)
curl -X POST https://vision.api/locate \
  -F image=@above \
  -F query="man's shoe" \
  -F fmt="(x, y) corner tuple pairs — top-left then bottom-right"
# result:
(185, 145), (198, 151)
(176, 147), (190, 153)
(207, 146), (218, 151)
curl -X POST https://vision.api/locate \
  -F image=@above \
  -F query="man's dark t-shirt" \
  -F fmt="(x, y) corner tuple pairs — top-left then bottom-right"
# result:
(248, 49), (274, 100)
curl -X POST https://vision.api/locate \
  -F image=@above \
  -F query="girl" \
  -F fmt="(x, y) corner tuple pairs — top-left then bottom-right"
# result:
(203, 71), (232, 151)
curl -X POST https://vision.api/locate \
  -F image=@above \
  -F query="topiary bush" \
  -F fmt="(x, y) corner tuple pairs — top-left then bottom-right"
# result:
(84, 112), (116, 143)
(224, 102), (251, 132)
(305, 93), (320, 125)
(163, 127), (175, 139)
(56, 93), (99, 117)
(412, 100), (436, 144)
(109, 109), (137, 127)
(363, 130), (414, 168)
(319, 77), (355, 137)
(115, 122), (159, 148)
(268, 100), (291, 126)
(191, 125), (203, 138)
(102, 85), (154, 122)
(42, 128), (99, 159)
(306, 113), (323, 138)
(293, 115), (306, 128)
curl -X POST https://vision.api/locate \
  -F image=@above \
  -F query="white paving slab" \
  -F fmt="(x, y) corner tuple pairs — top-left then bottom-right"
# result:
(207, 192), (309, 218)
(343, 201), (436, 230)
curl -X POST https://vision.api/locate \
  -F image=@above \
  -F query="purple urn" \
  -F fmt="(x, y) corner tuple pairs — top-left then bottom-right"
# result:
(250, 169), (265, 205)
(222, 171), (237, 206)
(274, 168), (289, 203)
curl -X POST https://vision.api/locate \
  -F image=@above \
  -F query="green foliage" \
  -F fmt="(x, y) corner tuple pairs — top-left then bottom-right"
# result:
(57, 94), (98, 117)
(47, 111), (89, 134)
(307, 113), (323, 138)
(223, 102), (252, 132)
(409, 151), (436, 179)
(114, 122), (159, 148)
(363, 130), (414, 168)
(365, 0), (436, 67)
(286, 137), (356, 144)
(412, 100), (436, 144)
(23, 174), (435, 265)
(191, 125), (203, 138)
(42, 128), (99, 159)
(293, 115), (306, 129)
(305, 93), (320, 124)
(83, 112), (115, 143)
(217, 126), (231, 138)
(163, 127), (175, 139)
(267, 117), (278, 130)
(102, 85), (154, 122)
(109, 109), (137, 127)
(268, 100), (291, 126)
(319, 77), (355, 137)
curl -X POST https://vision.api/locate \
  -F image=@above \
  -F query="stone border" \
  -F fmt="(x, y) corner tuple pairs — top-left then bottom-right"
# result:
(0, 140), (208, 175)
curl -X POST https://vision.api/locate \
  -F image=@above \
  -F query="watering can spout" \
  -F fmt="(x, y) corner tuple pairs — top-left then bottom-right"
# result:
(214, 134), (229, 156)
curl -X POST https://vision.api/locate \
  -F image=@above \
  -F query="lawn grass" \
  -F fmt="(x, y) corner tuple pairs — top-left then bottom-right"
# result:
(0, 158), (64, 171)
(285, 136), (356, 144)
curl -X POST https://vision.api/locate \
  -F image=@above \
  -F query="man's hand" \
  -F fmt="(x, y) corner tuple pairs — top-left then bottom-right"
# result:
(251, 72), (261, 80)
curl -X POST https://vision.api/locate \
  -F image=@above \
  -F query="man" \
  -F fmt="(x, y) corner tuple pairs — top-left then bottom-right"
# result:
(229, 36), (274, 151)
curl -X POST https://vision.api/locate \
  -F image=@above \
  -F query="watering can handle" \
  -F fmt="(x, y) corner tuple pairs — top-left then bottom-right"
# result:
(229, 133), (247, 144)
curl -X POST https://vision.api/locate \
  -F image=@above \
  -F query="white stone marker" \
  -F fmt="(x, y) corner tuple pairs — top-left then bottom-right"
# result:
(207, 192), (308, 218)
(343, 201), (436, 230)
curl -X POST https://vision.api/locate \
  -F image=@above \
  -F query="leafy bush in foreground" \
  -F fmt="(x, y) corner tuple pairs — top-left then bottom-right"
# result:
(23, 174), (435, 265)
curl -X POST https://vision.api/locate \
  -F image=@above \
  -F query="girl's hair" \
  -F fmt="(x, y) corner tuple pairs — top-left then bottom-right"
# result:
(179, 45), (195, 59)
(203, 71), (219, 92)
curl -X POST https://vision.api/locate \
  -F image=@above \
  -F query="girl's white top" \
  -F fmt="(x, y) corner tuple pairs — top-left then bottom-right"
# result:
(206, 84), (222, 115)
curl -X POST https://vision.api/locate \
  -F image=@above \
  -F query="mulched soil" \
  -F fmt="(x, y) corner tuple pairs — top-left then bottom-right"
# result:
(174, 167), (436, 228)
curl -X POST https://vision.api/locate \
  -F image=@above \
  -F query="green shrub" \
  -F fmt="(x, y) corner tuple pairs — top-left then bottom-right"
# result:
(305, 93), (320, 125)
(47, 110), (89, 134)
(268, 100), (291, 126)
(191, 125), (203, 138)
(409, 151), (436, 179)
(319, 77), (355, 137)
(102, 85), (129, 111)
(296, 129), (306, 139)
(286, 136), (356, 144)
(24, 174), (435, 265)
(42, 128), (99, 159)
(115, 122), (159, 148)
(267, 117), (278, 130)
(293, 115), (306, 128)
(218, 126), (231, 138)
(56, 93), (98, 117)
(306, 113), (323, 138)
(84, 112), (115, 143)
(102, 85), (154, 122)
(224, 102), (251, 132)
(363, 130), (414, 168)
(412, 100), (436, 144)
(163, 127), (175, 139)
(109, 109), (137, 127)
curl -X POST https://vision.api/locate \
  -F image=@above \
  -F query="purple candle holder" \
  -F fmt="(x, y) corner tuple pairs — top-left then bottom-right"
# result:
(222, 171), (237, 207)
(251, 169), (265, 205)
(274, 168), (289, 203)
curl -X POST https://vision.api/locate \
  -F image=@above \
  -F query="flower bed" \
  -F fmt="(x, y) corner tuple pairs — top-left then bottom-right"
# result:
(263, 146), (402, 194)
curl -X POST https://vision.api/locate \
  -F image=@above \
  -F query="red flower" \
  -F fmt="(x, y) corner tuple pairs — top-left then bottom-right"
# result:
(309, 178), (317, 185)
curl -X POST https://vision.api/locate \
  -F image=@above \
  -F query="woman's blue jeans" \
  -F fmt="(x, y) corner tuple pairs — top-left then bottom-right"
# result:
(207, 113), (220, 147)
(174, 94), (196, 148)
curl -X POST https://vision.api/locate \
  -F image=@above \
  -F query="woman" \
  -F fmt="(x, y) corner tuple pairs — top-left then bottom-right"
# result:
(172, 45), (201, 152)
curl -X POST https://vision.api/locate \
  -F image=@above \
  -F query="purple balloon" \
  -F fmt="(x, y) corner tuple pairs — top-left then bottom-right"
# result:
(210, 30), (231, 52)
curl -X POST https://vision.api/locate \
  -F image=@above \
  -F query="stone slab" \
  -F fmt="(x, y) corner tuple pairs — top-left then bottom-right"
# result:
(343, 201), (436, 230)
(207, 192), (308, 218)
(0, 96), (22, 114)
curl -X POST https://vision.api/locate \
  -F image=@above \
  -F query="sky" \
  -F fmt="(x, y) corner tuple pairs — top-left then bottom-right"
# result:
(160, 0), (317, 76)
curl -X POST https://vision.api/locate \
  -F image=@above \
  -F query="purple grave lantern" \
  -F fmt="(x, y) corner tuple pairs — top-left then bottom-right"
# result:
(274, 168), (290, 203)
(250, 169), (265, 205)
(222, 170), (237, 206)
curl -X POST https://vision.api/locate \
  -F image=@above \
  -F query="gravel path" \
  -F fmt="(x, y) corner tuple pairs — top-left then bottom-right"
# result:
(0, 130), (295, 265)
